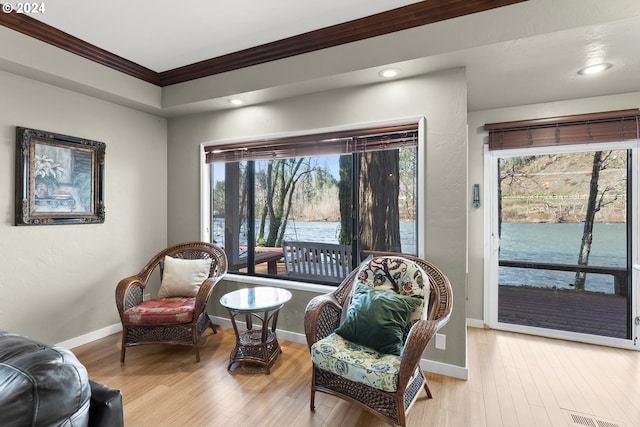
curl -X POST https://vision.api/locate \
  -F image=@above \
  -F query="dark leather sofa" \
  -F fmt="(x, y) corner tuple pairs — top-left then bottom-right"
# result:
(0, 330), (124, 427)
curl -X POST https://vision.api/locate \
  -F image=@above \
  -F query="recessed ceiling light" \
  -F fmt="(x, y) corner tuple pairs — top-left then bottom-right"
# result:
(379, 68), (400, 78)
(577, 63), (612, 76)
(228, 98), (244, 105)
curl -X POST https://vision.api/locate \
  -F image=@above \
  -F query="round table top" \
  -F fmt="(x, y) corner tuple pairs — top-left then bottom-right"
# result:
(220, 286), (292, 311)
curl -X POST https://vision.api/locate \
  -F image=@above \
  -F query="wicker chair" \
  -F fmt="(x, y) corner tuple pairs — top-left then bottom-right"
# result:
(115, 241), (227, 362)
(304, 255), (452, 427)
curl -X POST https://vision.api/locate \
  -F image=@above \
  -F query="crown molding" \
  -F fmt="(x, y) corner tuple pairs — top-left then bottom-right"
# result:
(0, 0), (526, 87)
(0, 7), (161, 85)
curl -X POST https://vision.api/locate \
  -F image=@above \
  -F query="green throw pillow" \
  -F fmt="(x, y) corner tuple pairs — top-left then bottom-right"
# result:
(335, 282), (422, 355)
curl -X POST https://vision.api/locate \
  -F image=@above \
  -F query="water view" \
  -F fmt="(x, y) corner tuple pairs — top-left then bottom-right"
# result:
(499, 222), (626, 294)
(212, 219), (418, 255)
(213, 218), (626, 294)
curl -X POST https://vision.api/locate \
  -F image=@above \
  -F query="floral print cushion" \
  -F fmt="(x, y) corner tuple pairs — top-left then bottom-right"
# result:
(311, 332), (401, 392)
(355, 256), (429, 323)
(123, 297), (195, 325)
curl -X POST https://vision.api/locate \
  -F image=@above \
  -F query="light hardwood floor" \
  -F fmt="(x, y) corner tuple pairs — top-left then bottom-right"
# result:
(72, 327), (640, 427)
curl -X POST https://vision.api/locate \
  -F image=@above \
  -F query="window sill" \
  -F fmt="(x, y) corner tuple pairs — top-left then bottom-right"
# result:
(222, 273), (337, 294)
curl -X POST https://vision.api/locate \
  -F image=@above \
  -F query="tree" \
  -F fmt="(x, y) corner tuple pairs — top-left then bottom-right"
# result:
(257, 158), (310, 247)
(338, 155), (352, 245)
(574, 151), (619, 290)
(358, 150), (401, 252)
(212, 180), (226, 217)
(497, 156), (537, 240)
(398, 147), (417, 220)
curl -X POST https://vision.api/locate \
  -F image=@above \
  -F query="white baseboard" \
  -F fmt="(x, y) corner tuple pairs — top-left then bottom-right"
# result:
(420, 358), (467, 380)
(466, 318), (485, 328)
(212, 315), (468, 380)
(57, 323), (122, 349)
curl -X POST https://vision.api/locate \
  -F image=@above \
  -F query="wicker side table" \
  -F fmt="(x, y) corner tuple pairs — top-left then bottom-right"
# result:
(220, 286), (292, 374)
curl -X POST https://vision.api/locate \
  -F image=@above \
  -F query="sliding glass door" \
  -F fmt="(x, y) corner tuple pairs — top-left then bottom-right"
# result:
(485, 142), (637, 346)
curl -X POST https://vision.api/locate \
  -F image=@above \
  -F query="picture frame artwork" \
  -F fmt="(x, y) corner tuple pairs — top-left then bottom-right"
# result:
(15, 127), (105, 225)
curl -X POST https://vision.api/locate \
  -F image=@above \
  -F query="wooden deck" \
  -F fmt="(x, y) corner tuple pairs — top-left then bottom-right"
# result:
(498, 285), (628, 338)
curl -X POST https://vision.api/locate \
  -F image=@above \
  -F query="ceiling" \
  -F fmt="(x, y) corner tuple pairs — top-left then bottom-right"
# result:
(29, 0), (426, 73)
(13, 0), (640, 112)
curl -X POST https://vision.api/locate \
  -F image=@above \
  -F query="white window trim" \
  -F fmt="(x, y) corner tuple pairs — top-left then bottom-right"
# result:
(199, 117), (427, 289)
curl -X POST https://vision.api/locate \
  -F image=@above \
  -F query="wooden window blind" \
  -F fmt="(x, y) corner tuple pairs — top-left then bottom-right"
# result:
(485, 109), (639, 150)
(204, 123), (418, 163)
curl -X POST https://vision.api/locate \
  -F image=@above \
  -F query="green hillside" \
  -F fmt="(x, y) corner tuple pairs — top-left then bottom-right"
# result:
(500, 150), (627, 223)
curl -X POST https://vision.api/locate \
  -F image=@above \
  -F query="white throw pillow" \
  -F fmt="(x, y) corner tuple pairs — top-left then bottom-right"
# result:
(157, 256), (212, 298)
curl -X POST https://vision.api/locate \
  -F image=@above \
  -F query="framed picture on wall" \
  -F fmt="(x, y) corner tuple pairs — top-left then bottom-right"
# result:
(15, 127), (106, 225)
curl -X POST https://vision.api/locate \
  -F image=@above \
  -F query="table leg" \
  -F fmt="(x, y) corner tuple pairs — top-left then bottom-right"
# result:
(267, 260), (277, 275)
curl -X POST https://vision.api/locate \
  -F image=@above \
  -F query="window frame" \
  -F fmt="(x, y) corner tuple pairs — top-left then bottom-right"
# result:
(200, 117), (426, 289)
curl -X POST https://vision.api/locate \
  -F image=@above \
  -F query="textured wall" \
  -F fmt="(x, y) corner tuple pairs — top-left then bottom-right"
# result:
(0, 70), (168, 344)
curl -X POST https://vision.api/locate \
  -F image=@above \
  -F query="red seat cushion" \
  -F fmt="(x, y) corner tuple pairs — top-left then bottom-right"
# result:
(123, 297), (195, 325)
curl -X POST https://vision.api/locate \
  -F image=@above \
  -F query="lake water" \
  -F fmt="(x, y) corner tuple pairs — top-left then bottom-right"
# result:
(499, 222), (626, 294)
(283, 220), (417, 253)
(213, 218), (627, 294)
(212, 219), (417, 254)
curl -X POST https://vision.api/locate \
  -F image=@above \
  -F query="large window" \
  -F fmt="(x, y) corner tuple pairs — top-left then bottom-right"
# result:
(205, 124), (419, 284)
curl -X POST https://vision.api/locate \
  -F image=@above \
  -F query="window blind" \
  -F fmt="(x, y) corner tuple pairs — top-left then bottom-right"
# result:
(204, 123), (418, 163)
(485, 109), (639, 150)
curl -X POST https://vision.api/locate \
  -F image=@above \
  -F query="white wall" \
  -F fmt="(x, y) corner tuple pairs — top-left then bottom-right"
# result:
(0, 70), (168, 345)
(467, 91), (640, 322)
(167, 69), (469, 371)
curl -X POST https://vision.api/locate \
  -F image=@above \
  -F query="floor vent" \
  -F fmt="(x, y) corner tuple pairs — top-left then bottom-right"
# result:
(563, 409), (624, 427)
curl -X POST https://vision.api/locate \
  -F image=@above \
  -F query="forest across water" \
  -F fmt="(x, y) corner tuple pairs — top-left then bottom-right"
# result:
(499, 151), (627, 223)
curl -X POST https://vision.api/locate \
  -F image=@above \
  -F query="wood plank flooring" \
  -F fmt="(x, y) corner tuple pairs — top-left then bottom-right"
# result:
(72, 327), (640, 427)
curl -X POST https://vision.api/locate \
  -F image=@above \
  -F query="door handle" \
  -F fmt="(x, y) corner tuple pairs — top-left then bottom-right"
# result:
(633, 264), (640, 271)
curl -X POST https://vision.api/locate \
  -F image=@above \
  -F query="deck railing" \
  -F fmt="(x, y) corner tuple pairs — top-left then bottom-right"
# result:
(499, 259), (628, 297)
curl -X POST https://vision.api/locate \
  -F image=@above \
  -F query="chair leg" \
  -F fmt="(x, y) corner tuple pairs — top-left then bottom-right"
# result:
(423, 380), (432, 399)
(120, 330), (127, 363)
(205, 314), (217, 334)
(310, 369), (316, 411)
(310, 388), (316, 411)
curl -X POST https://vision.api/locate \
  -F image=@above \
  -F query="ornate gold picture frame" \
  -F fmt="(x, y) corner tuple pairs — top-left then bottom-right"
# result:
(15, 127), (105, 225)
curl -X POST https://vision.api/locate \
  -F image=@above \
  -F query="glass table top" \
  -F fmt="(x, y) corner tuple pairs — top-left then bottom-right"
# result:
(220, 286), (292, 311)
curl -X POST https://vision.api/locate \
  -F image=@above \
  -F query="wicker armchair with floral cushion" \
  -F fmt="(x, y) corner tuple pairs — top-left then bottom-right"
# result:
(304, 255), (452, 427)
(115, 241), (227, 362)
